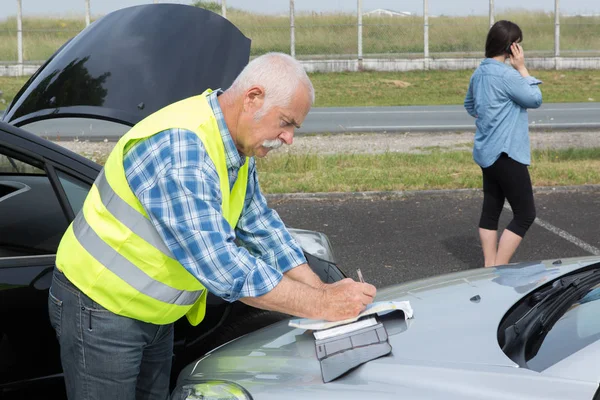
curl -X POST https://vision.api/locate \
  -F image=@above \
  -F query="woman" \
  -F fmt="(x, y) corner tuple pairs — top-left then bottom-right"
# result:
(464, 20), (543, 267)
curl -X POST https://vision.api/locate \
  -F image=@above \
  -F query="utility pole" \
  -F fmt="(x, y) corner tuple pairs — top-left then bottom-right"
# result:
(17, 0), (23, 76)
(290, 0), (295, 57)
(423, 0), (429, 60)
(357, 0), (363, 66)
(85, 0), (91, 26)
(554, 0), (560, 57)
(222, 0), (227, 19)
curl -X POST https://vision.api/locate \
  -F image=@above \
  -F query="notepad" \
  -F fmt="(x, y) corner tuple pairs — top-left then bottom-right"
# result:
(313, 316), (378, 340)
(289, 300), (413, 331)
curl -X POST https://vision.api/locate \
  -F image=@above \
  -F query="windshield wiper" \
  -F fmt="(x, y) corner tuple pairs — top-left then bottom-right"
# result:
(501, 268), (600, 367)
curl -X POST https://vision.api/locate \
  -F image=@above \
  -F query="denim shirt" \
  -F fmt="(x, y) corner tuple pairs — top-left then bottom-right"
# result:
(464, 58), (543, 168)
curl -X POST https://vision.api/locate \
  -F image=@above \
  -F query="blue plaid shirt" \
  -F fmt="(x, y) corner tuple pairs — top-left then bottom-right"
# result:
(123, 90), (306, 302)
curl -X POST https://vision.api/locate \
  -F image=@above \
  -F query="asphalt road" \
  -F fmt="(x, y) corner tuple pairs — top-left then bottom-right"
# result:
(300, 102), (600, 134)
(269, 186), (600, 289)
(13, 102), (600, 140)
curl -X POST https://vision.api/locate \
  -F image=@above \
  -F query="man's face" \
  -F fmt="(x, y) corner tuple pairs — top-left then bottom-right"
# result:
(236, 85), (311, 158)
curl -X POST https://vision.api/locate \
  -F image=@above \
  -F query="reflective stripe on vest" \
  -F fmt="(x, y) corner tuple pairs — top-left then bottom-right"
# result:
(94, 169), (174, 259)
(71, 171), (203, 306)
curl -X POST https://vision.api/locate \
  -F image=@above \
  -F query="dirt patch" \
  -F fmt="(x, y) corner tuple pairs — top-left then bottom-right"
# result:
(380, 79), (411, 88)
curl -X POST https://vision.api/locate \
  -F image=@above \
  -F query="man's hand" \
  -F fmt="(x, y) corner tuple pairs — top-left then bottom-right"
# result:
(240, 276), (376, 322)
(509, 43), (530, 78)
(320, 278), (377, 321)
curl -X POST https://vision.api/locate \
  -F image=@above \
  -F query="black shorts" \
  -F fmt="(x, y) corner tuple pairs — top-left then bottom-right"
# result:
(479, 153), (536, 237)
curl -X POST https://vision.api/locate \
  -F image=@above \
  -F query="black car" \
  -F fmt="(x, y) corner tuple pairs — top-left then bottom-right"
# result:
(0, 4), (344, 398)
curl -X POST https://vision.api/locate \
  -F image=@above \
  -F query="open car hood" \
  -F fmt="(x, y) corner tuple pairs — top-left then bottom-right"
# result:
(2, 4), (250, 128)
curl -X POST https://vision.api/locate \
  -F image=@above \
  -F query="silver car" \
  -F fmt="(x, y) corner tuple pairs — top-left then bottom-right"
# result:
(172, 256), (600, 399)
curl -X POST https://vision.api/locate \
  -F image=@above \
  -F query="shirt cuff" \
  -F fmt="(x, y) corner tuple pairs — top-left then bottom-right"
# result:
(232, 258), (284, 301)
(275, 244), (307, 275)
(526, 76), (543, 85)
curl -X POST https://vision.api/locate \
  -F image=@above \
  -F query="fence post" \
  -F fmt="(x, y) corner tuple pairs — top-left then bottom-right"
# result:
(290, 0), (295, 58)
(17, 0), (23, 76)
(222, 0), (227, 19)
(554, 0), (560, 69)
(423, 0), (429, 69)
(357, 0), (363, 69)
(489, 0), (495, 27)
(85, 0), (91, 27)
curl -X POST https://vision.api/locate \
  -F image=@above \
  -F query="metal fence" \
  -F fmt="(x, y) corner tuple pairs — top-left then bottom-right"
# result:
(1, 0), (599, 75)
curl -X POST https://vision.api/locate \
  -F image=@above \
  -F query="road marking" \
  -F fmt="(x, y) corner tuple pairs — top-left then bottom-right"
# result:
(310, 110), (464, 115)
(345, 122), (600, 130)
(309, 107), (600, 115)
(504, 204), (600, 256)
(345, 124), (473, 130)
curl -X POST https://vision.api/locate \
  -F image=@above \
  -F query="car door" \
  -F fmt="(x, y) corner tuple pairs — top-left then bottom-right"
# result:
(0, 124), (94, 396)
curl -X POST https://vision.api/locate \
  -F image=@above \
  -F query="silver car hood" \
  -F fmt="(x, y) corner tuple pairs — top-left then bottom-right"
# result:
(180, 256), (600, 399)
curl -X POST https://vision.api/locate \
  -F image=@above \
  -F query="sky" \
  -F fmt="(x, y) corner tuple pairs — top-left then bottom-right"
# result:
(2, 0), (599, 20)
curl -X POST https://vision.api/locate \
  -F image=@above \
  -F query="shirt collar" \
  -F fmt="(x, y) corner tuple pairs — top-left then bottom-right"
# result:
(482, 58), (509, 67)
(206, 89), (246, 170)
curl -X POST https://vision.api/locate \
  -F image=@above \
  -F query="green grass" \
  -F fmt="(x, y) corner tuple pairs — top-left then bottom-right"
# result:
(2, 69), (599, 109)
(0, 16), (85, 62)
(1, 10), (599, 62)
(254, 148), (600, 194)
(70, 147), (600, 194)
(0, 76), (28, 108)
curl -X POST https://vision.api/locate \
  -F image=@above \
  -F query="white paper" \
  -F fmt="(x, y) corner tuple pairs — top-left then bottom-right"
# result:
(288, 300), (413, 331)
(313, 316), (378, 340)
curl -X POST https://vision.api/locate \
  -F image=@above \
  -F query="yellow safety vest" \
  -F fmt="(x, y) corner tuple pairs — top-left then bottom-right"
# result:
(56, 89), (249, 326)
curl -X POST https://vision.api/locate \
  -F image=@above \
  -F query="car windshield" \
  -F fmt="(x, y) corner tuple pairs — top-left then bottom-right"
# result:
(499, 264), (600, 372)
(527, 283), (600, 371)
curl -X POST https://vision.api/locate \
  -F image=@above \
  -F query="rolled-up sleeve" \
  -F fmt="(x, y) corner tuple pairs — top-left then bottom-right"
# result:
(125, 129), (288, 302)
(235, 159), (307, 275)
(503, 71), (543, 109)
(464, 79), (477, 118)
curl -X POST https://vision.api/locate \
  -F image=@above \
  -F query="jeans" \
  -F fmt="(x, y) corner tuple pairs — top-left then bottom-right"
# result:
(48, 268), (173, 400)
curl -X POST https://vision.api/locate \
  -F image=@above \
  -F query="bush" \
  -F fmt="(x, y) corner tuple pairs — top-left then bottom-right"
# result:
(192, 1), (222, 14)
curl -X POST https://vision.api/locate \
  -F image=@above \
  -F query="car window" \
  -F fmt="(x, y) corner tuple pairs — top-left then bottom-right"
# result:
(527, 284), (600, 371)
(57, 170), (90, 215)
(0, 153), (44, 174)
(0, 148), (68, 257)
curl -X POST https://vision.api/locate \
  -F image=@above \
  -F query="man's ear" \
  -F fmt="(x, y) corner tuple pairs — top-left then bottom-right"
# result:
(243, 86), (265, 112)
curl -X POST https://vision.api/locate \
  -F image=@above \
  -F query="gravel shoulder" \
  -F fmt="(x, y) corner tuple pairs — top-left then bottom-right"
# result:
(54, 130), (600, 158)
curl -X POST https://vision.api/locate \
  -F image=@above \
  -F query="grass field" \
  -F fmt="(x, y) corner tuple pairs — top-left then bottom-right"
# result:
(0, 10), (599, 62)
(255, 148), (600, 193)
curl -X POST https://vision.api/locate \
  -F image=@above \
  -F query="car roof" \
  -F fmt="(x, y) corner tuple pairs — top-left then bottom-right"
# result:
(2, 4), (251, 128)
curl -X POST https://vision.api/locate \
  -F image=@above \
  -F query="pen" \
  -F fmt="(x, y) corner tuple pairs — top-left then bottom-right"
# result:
(356, 268), (365, 283)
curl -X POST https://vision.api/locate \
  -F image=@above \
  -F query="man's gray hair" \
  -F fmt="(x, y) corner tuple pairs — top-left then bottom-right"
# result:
(227, 52), (315, 118)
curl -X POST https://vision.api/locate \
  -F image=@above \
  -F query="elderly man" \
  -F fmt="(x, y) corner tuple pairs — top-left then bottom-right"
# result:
(48, 52), (376, 399)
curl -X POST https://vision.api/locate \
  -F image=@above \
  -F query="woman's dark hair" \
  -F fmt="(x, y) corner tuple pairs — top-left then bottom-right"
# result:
(485, 20), (523, 58)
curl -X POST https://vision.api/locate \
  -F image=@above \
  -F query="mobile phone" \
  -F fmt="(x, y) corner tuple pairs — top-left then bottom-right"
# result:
(506, 43), (513, 56)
